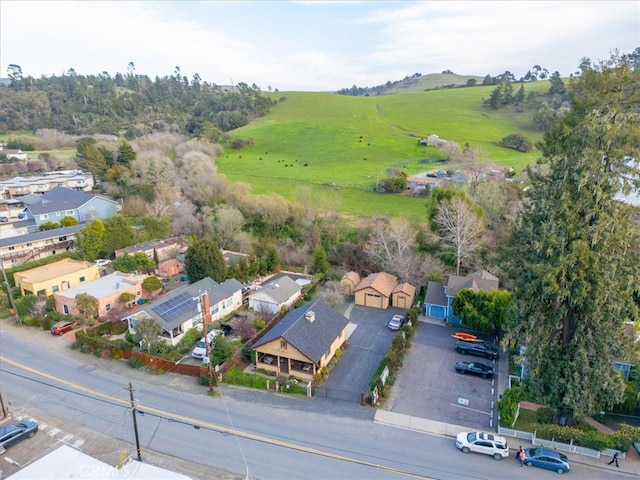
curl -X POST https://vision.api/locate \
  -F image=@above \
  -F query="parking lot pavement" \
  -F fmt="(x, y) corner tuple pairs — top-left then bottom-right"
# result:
(383, 317), (500, 432)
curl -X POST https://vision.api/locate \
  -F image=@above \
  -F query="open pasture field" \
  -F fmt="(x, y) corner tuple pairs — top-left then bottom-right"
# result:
(218, 82), (548, 219)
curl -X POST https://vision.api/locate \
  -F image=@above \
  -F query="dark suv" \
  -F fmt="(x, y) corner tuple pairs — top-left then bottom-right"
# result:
(455, 340), (499, 360)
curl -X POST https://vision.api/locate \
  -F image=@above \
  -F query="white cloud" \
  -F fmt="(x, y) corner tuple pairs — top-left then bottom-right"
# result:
(1, 1), (637, 91)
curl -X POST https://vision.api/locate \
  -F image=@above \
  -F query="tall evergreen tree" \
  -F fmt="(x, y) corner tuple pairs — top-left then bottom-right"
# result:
(503, 53), (640, 417)
(184, 238), (226, 283)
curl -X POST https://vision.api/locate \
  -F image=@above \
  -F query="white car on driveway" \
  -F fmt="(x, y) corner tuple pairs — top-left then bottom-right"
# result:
(387, 314), (404, 330)
(191, 329), (223, 359)
(456, 431), (509, 460)
(94, 259), (111, 267)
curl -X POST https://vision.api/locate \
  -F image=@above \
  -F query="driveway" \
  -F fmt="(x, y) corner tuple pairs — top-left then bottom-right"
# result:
(317, 304), (404, 402)
(385, 318), (501, 431)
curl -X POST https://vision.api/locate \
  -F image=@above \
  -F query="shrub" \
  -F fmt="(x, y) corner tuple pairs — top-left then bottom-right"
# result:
(614, 424), (640, 452)
(497, 133), (533, 152)
(22, 316), (41, 327)
(253, 318), (266, 330)
(128, 356), (144, 369)
(536, 407), (555, 424)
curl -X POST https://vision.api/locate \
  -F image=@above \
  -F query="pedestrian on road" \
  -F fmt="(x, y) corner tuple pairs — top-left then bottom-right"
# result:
(608, 452), (620, 468)
(518, 446), (526, 467)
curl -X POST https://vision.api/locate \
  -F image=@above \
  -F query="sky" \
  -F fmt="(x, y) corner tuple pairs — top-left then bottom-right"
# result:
(1, 1), (638, 92)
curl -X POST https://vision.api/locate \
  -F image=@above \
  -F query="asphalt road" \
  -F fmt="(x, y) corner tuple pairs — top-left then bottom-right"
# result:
(0, 319), (631, 480)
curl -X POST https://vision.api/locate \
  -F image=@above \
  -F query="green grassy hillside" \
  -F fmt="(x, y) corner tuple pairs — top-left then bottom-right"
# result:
(218, 82), (549, 220)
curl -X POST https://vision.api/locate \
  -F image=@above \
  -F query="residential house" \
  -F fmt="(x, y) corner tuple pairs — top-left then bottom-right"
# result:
(423, 270), (500, 322)
(0, 224), (83, 268)
(340, 271), (360, 295)
(354, 272), (415, 309)
(54, 271), (149, 317)
(14, 258), (100, 297)
(252, 298), (350, 380)
(0, 170), (94, 200)
(115, 239), (185, 262)
(125, 277), (243, 345)
(21, 186), (120, 228)
(248, 275), (302, 314)
(0, 145), (28, 161)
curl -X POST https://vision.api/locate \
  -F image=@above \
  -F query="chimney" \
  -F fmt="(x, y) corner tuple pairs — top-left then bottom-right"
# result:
(304, 311), (315, 323)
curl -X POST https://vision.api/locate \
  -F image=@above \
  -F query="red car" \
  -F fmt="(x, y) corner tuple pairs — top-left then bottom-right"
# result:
(51, 320), (76, 335)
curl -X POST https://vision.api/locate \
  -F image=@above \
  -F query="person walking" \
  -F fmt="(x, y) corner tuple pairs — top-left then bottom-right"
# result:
(607, 451), (620, 468)
(518, 446), (526, 467)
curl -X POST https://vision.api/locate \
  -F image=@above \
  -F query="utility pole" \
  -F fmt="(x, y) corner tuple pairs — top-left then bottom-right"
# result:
(200, 292), (216, 394)
(125, 382), (142, 461)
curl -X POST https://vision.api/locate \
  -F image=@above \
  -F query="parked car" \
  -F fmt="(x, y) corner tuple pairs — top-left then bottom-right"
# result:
(455, 431), (509, 460)
(191, 329), (222, 359)
(220, 323), (235, 336)
(0, 216), (8, 223)
(0, 421), (38, 449)
(51, 320), (77, 335)
(522, 447), (570, 474)
(387, 314), (405, 331)
(94, 259), (111, 267)
(455, 361), (494, 379)
(455, 340), (499, 360)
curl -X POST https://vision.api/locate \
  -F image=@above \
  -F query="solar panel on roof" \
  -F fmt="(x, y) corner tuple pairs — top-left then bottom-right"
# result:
(151, 292), (196, 322)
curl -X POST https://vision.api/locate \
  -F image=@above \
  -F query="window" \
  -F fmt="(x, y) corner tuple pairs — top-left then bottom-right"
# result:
(88, 206), (94, 211)
(63, 305), (69, 314)
(40, 214), (49, 220)
(51, 285), (59, 293)
(212, 304), (219, 314)
(8, 246), (14, 251)
(79, 276), (85, 282)
(26, 242), (32, 247)
(105, 304), (111, 311)
(66, 210), (74, 215)
(59, 236), (67, 241)
(224, 297), (233, 308)
(56, 212), (61, 216)
(280, 340), (287, 349)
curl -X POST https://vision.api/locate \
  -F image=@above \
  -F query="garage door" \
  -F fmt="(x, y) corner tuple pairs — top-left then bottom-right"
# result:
(365, 293), (382, 308)
(426, 305), (446, 318)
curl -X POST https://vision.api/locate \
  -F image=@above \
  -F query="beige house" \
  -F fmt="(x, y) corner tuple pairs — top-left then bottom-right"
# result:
(54, 271), (149, 317)
(14, 258), (100, 297)
(340, 271), (360, 295)
(353, 272), (416, 309)
(252, 299), (350, 381)
(0, 170), (94, 200)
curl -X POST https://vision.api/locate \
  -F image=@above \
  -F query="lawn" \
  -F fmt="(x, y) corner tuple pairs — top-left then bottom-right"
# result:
(218, 84), (549, 219)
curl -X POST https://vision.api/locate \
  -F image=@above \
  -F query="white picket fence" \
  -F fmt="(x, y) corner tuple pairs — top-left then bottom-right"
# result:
(497, 426), (624, 460)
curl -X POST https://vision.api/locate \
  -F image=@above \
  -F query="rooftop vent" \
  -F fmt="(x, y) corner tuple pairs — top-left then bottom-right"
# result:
(304, 311), (315, 323)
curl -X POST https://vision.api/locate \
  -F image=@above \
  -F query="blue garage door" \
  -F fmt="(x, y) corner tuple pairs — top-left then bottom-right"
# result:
(426, 305), (446, 318)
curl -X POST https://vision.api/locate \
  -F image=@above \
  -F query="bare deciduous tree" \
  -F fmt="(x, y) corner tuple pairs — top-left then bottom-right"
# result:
(434, 198), (485, 275)
(212, 204), (245, 250)
(317, 280), (346, 307)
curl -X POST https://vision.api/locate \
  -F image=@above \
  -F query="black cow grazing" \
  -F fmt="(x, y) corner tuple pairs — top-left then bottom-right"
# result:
(304, 163), (309, 167)
(259, 157), (263, 160)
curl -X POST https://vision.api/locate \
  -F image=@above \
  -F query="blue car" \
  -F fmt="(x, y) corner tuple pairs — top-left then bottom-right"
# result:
(523, 447), (570, 474)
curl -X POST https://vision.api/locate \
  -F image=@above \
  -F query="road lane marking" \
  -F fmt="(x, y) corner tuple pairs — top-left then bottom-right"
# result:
(1, 355), (434, 479)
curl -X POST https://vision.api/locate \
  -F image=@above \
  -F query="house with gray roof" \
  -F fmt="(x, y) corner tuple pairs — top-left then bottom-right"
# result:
(124, 277), (243, 345)
(423, 270), (499, 322)
(248, 275), (302, 314)
(22, 186), (119, 228)
(252, 298), (350, 380)
(0, 224), (83, 269)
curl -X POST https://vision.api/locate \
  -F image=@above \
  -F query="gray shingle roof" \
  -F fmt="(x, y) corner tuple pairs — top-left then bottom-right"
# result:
(249, 275), (301, 304)
(139, 277), (242, 330)
(0, 224), (83, 248)
(253, 299), (349, 363)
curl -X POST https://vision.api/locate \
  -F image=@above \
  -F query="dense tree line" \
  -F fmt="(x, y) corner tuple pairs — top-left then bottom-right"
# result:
(0, 65), (275, 136)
